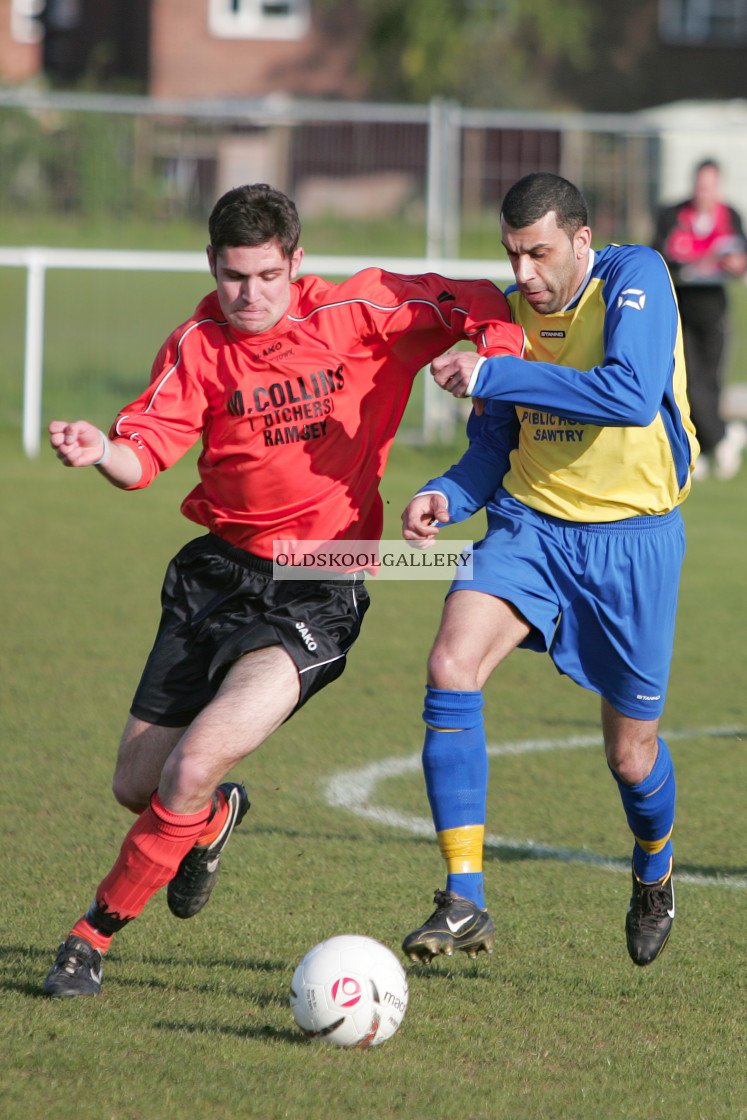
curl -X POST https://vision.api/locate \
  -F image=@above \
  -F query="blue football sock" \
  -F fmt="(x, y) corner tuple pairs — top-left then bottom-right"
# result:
(422, 686), (488, 908)
(612, 737), (676, 882)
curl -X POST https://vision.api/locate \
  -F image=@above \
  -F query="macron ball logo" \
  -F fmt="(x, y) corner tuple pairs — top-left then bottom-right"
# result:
(331, 977), (363, 1007)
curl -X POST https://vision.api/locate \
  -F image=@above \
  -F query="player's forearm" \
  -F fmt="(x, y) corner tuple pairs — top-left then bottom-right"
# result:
(472, 354), (664, 429)
(95, 437), (144, 488)
(419, 414), (514, 521)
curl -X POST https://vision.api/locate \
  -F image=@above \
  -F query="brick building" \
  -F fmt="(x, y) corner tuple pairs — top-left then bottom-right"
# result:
(0, 0), (363, 99)
(1, 1), (747, 109)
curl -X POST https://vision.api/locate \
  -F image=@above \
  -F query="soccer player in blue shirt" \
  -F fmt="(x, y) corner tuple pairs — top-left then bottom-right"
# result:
(401, 172), (698, 967)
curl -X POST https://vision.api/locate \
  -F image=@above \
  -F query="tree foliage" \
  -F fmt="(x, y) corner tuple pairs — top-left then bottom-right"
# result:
(320, 0), (599, 109)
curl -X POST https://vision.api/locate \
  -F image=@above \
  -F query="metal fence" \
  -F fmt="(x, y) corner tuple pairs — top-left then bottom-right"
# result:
(0, 245), (514, 458)
(4, 90), (747, 455)
(0, 89), (663, 252)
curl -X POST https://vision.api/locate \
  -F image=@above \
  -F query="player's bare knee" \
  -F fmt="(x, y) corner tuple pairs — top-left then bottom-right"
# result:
(111, 772), (150, 813)
(427, 643), (479, 691)
(157, 750), (221, 812)
(605, 740), (658, 786)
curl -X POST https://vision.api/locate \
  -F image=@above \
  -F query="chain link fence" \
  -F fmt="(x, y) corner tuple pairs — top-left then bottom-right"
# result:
(0, 90), (663, 251)
(3, 90), (747, 451)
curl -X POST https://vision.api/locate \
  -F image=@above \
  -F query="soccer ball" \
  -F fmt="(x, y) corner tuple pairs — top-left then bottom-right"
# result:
(289, 935), (409, 1049)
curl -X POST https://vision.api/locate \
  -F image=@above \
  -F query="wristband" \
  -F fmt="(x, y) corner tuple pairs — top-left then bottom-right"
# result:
(92, 430), (110, 466)
(465, 355), (487, 396)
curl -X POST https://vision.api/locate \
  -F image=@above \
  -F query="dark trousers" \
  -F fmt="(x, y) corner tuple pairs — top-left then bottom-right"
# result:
(676, 285), (729, 454)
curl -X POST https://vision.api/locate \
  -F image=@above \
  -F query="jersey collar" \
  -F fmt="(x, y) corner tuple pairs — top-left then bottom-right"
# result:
(560, 248), (595, 312)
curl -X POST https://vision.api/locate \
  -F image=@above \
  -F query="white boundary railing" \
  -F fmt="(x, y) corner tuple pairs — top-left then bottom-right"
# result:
(0, 246), (513, 457)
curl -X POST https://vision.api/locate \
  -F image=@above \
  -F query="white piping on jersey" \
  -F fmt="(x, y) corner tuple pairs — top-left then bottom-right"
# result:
(288, 294), (483, 334)
(113, 284), (511, 438)
(560, 249), (595, 312)
(114, 315), (227, 437)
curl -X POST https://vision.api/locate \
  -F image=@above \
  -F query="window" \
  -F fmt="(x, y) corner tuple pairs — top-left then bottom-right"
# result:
(10, 0), (44, 44)
(659, 0), (747, 44)
(208, 0), (311, 40)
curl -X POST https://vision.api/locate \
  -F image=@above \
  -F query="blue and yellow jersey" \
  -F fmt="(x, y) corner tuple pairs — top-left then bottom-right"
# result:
(427, 244), (699, 524)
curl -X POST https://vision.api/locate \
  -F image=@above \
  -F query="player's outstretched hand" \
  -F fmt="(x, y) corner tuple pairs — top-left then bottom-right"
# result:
(49, 420), (107, 467)
(401, 492), (450, 550)
(430, 350), (480, 398)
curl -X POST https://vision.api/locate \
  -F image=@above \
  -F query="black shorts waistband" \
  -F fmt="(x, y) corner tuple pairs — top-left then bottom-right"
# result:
(206, 534), (366, 584)
(207, 534), (275, 573)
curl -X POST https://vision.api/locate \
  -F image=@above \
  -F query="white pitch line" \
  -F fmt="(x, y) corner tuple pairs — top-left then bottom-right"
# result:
(325, 727), (746, 889)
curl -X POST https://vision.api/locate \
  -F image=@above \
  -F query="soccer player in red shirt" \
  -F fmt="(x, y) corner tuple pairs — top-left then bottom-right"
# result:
(653, 159), (747, 479)
(43, 183), (524, 997)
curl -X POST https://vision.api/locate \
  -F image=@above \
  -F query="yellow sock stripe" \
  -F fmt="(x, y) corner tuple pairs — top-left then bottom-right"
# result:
(642, 774), (671, 798)
(634, 825), (673, 854)
(425, 723), (465, 732)
(437, 825), (485, 874)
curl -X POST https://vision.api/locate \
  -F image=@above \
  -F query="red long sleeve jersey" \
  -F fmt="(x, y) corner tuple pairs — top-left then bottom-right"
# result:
(112, 268), (523, 558)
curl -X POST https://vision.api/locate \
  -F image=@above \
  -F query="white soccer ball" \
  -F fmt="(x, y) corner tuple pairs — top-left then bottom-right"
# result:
(289, 934), (409, 1049)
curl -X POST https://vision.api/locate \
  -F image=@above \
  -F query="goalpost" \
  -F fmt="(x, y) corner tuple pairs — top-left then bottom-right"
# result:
(0, 247), (513, 457)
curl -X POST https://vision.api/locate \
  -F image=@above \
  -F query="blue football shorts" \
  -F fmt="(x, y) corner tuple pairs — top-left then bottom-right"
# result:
(449, 491), (686, 720)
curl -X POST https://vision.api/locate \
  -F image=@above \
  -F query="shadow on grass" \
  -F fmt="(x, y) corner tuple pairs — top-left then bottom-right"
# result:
(481, 846), (747, 881)
(403, 958), (492, 982)
(251, 824), (393, 843)
(0, 944), (290, 999)
(153, 1018), (305, 1043)
(0, 948), (303, 1041)
(394, 835), (747, 881)
(133, 951), (287, 974)
(0, 944), (58, 997)
(110, 975), (291, 1006)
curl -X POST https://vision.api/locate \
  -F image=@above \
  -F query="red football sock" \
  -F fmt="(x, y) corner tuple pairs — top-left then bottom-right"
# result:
(69, 917), (115, 954)
(79, 791), (213, 941)
(195, 787), (229, 847)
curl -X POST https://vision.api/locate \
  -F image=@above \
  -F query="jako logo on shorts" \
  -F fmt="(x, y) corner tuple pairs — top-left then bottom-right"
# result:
(295, 621), (317, 650)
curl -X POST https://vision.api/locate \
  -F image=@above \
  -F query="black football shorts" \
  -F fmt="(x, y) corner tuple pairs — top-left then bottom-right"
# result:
(130, 533), (370, 727)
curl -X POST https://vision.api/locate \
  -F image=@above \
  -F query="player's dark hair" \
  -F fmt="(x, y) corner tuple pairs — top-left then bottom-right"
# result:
(695, 158), (720, 176)
(501, 172), (589, 239)
(208, 183), (301, 258)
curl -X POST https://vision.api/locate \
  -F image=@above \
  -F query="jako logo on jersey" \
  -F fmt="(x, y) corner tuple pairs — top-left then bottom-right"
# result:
(251, 340), (283, 359)
(295, 621), (317, 650)
(618, 288), (647, 310)
(437, 290), (455, 303)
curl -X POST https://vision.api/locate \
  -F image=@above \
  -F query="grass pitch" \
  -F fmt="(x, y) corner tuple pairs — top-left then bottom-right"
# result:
(0, 425), (745, 1120)
(1, 217), (746, 1119)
